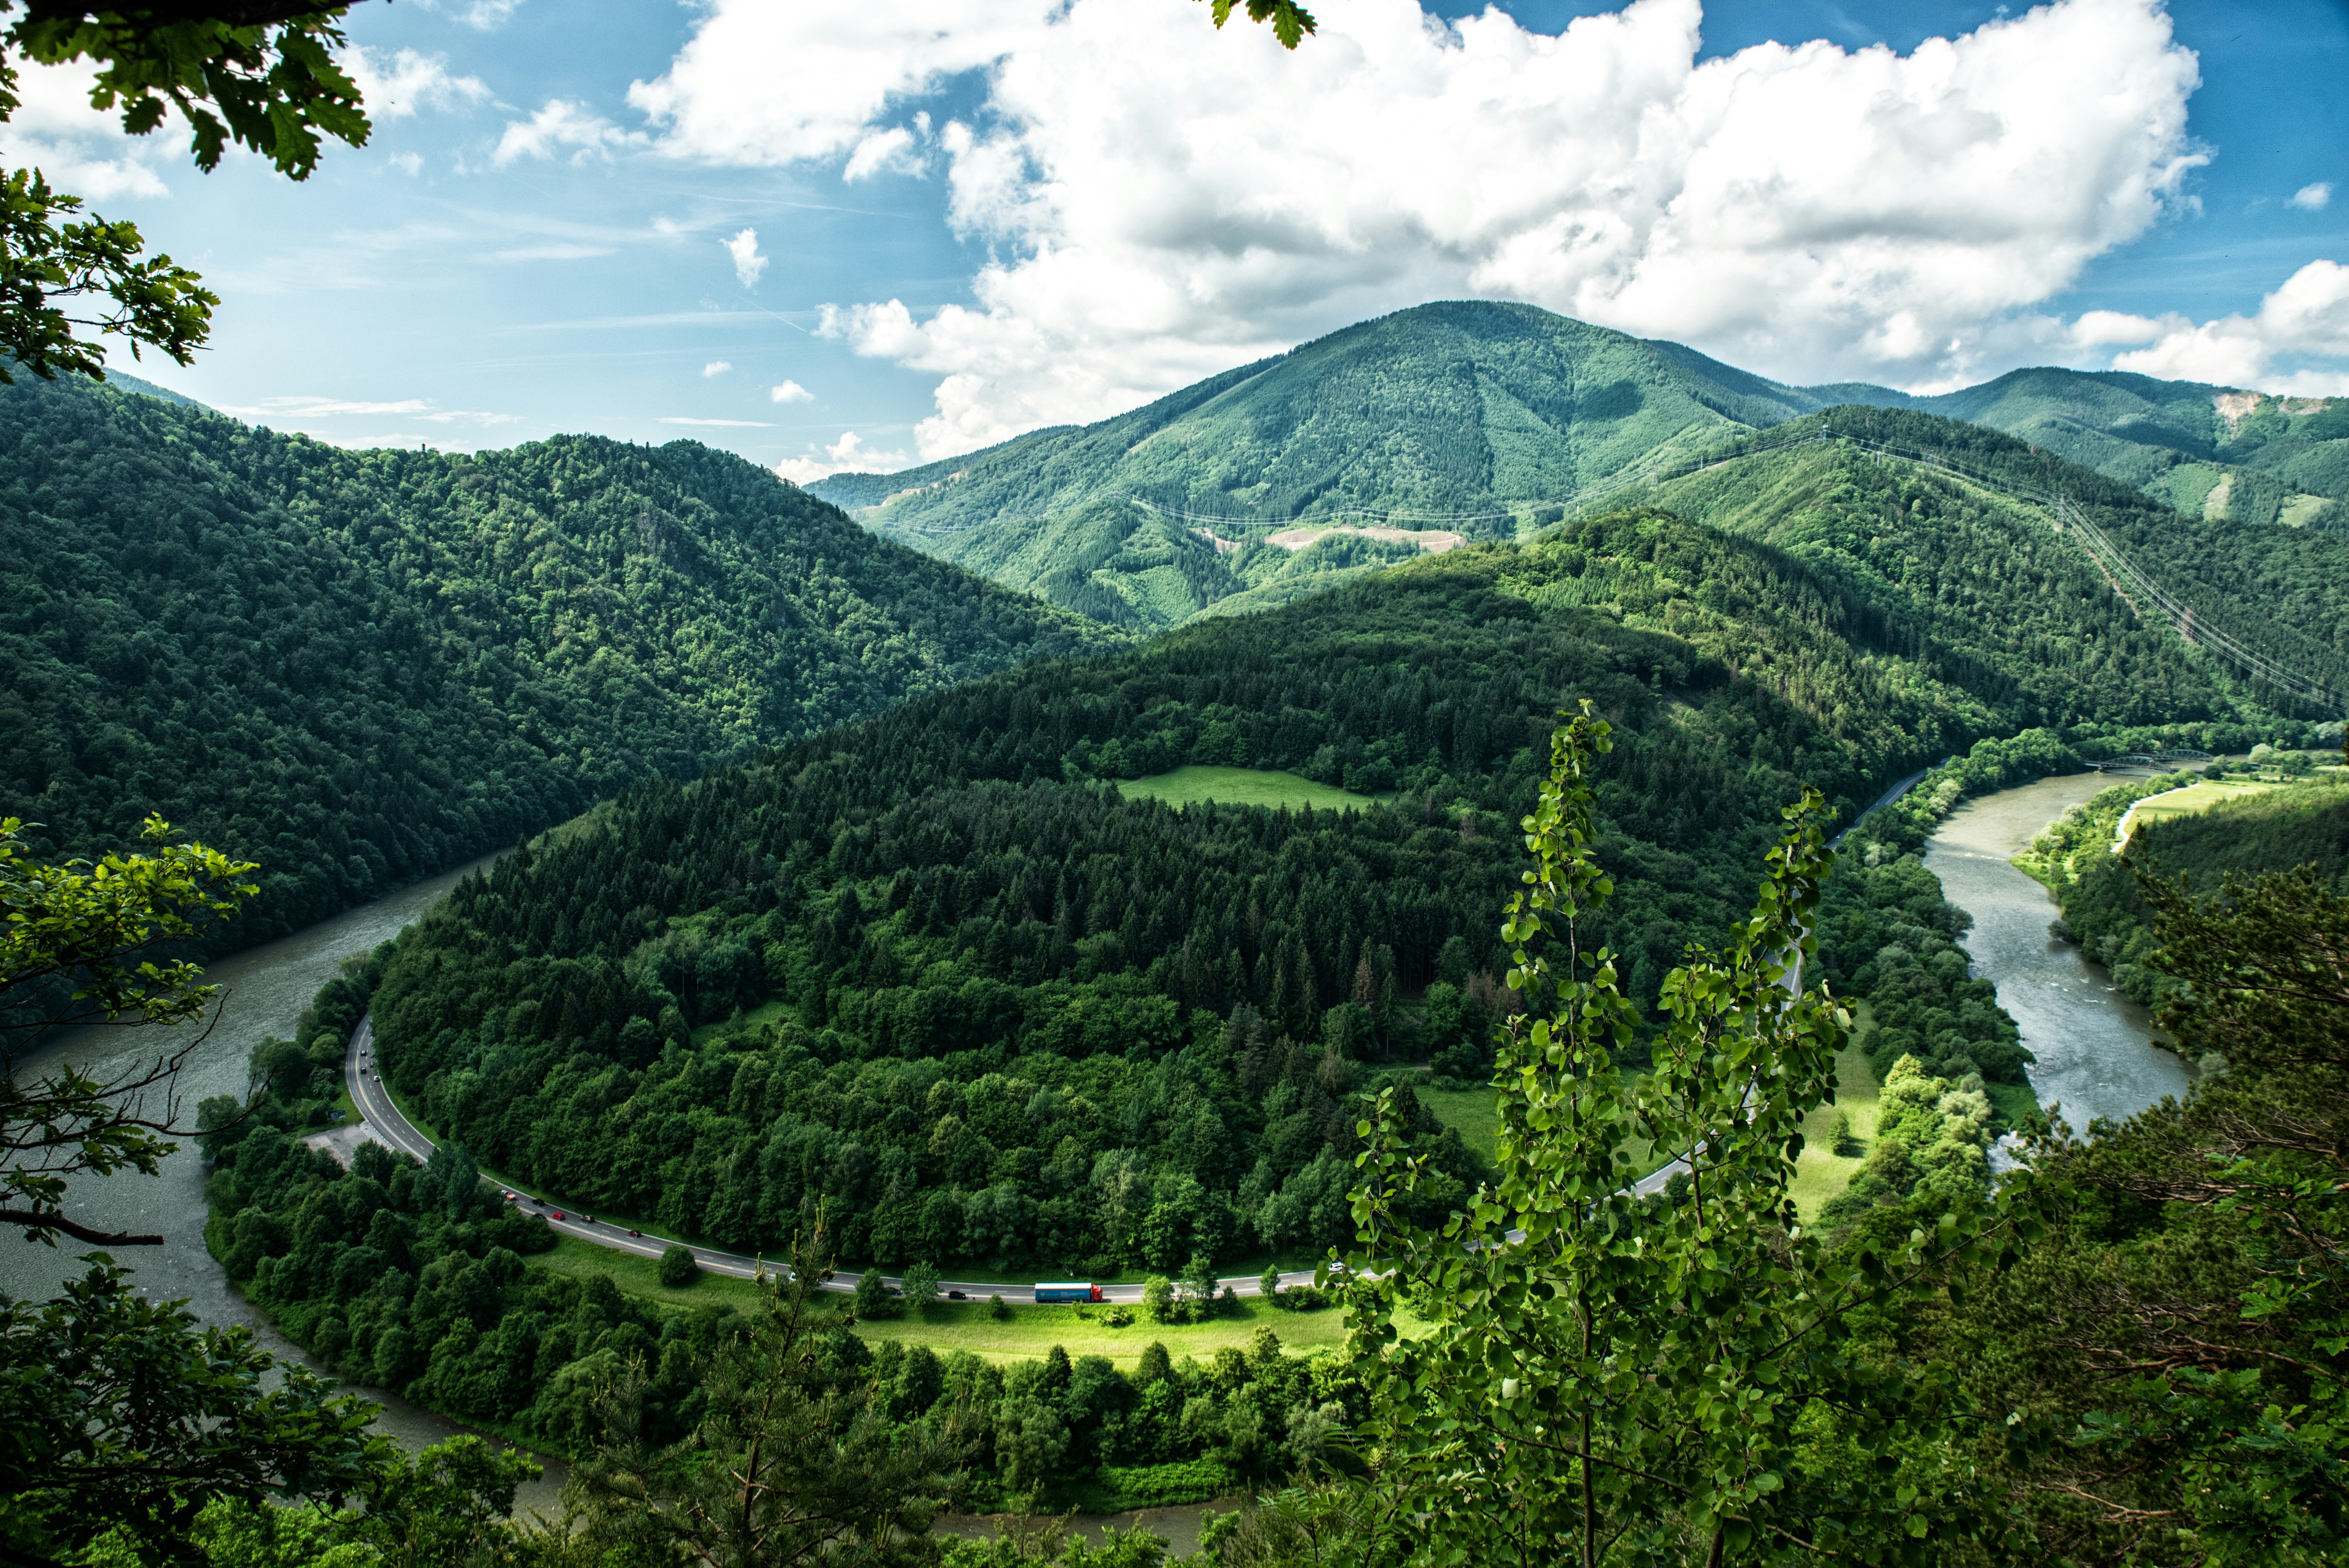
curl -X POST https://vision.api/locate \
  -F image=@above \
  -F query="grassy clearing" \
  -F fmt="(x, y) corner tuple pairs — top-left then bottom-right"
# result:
(1117, 766), (1378, 812)
(1421, 1080), (1666, 1182)
(1418, 1087), (1500, 1162)
(852, 1298), (1362, 1368)
(1788, 1033), (1885, 1223)
(2117, 778), (2284, 844)
(528, 1234), (769, 1311)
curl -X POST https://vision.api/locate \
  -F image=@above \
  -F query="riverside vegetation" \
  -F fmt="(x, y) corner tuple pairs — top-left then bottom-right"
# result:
(183, 714), (2349, 1564)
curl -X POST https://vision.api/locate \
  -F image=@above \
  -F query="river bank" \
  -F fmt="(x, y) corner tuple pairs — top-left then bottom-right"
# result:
(0, 851), (571, 1518)
(1922, 773), (2188, 1133)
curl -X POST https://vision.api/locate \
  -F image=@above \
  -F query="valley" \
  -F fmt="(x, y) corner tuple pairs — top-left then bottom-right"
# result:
(13, 295), (2349, 1557)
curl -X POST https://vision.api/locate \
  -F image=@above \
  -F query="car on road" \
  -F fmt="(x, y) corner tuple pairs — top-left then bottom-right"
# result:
(946, 1290), (967, 1301)
(627, 1229), (642, 1238)
(553, 1211), (565, 1220)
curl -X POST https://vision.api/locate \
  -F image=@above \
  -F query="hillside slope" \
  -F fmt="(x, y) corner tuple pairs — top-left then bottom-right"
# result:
(1644, 408), (2349, 718)
(810, 301), (2347, 634)
(807, 302), (1862, 631)
(1904, 369), (2349, 527)
(0, 374), (1117, 945)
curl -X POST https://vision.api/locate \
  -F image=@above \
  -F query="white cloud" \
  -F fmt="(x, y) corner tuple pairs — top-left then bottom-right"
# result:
(493, 242), (613, 262)
(770, 380), (815, 403)
(2069, 310), (2165, 348)
(724, 227), (768, 288)
(629, 2), (1047, 166)
(637, 0), (2209, 460)
(843, 125), (922, 182)
(2291, 182), (2333, 212)
(2110, 260), (2349, 392)
(0, 58), (181, 199)
(341, 46), (490, 119)
(704, 360), (734, 376)
(774, 429), (909, 484)
(658, 416), (773, 427)
(495, 100), (642, 165)
(225, 396), (432, 418)
(415, 0), (525, 26)
(389, 151), (424, 175)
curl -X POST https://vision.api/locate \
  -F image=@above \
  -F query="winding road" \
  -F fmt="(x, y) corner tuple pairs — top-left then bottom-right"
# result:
(344, 1016), (1322, 1306)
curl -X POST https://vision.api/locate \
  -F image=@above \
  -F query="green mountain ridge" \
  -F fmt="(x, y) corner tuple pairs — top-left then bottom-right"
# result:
(0, 373), (1117, 947)
(807, 301), (2348, 635)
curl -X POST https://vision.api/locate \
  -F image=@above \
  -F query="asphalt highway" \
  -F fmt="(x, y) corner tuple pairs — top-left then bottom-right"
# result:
(344, 1015), (1322, 1306)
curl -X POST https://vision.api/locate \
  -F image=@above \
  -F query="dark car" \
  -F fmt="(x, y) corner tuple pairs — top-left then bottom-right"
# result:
(947, 1290), (967, 1301)
(627, 1229), (642, 1238)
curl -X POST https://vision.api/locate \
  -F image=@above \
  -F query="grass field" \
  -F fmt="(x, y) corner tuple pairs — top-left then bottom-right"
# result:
(2116, 778), (2284, 845)
(527, 1238), (1362, 1367)
(1417, 1086), (1500, 1162)
(530, 1233), (770, 1310)
(1421, 1081), (1666, 1183)
(1787, 1030), (1886, 1223)
(1117, 766), (1378, 811)
(852, 1298), (1361, 1368)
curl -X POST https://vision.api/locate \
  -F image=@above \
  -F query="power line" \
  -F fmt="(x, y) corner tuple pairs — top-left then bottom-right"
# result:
(858, 421), (2342, 711)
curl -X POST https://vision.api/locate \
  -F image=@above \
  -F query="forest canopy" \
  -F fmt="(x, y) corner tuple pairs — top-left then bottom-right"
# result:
(0, 372), (1116, 947)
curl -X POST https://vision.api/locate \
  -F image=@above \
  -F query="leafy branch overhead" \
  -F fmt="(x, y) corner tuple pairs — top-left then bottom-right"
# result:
(0, 815), (258, 1245)
(0, 2), (373, 381)
(1202, 0), (1319, 50)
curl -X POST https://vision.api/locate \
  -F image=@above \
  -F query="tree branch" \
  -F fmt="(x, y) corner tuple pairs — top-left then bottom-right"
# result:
(0, 1206), (165, 1245)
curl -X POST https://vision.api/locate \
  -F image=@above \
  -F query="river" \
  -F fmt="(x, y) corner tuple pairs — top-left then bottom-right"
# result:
(1923, 772), (2189, 1133)
(3, 770), (2181, 1541)
(0, 852), (570, 1518)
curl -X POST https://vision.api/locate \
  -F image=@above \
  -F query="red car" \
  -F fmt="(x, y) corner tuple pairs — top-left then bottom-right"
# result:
(552, 1211), (565, 1220)
(627, 1229), (642, 1238)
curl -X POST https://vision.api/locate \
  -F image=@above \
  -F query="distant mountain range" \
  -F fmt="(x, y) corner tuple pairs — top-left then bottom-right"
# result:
(807, 301), (2347, 634)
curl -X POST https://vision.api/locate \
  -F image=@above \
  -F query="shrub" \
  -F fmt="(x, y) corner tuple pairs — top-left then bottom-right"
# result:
(989, 1293), (1011, 1321)
(854, 1268), (895, 1319)
(1142, 1275), (1174, 1323)
(1103, 1306), (1134, 1327)
(1831, 1110), (1862, 1157)
(658, 1244), (699, 1288)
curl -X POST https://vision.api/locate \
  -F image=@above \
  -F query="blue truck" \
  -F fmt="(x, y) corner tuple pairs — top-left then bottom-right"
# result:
(1033, 1281), (1103, 1303)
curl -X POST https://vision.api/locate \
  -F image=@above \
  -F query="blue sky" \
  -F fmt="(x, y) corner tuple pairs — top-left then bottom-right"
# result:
(5, 0), (2341, 475)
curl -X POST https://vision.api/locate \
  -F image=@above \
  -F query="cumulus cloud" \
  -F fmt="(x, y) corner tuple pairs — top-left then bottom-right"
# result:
(704, 360), (733, 376)
(771, 380), (815, 402)
(341, 46), (490, 119)
(634, 0), (2212, 460)
(2292, 182), (2333, 212)
(773, 429), (908, 484)
(724, 227), (767, 288)
(0, 58), (181, 199)
(495, 100), (642, 165)
(2109, 260), (2349, 393)
(843, 125), (922, 182)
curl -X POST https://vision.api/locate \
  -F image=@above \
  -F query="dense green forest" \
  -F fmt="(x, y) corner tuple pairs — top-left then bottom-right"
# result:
(811, 305), (2349, 643)
(326, 493), (2302, 1279)
(1652, 407), (2349, 715)
(2027, 770), (2349, 1011)
(1901, 369), (2349, 525)
(0, 374), (1115, 947)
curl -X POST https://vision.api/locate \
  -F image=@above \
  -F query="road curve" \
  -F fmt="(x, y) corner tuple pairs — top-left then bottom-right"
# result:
(344, 1016), (1321, 1307)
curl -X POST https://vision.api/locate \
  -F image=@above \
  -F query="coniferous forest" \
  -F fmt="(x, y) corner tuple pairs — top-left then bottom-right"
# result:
(0, 374), (1115, 947)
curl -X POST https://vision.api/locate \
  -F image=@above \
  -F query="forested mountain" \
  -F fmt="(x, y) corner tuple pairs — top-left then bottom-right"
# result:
(340, 478), (2328, 1285)
(0, 374), (1117, 946)
(1893, 369), (2349, 527)
(1648, 407), (2349, 716)
(808, 301), (2349, 633)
